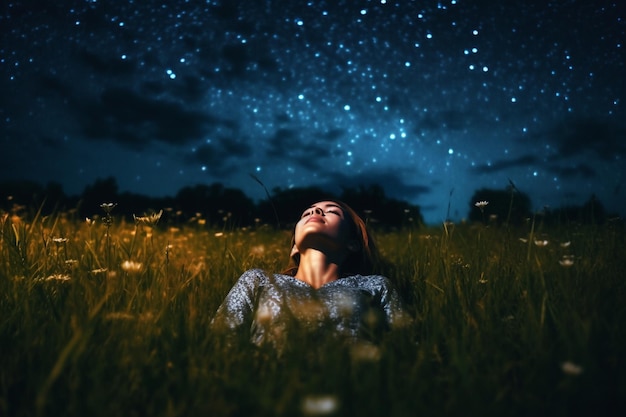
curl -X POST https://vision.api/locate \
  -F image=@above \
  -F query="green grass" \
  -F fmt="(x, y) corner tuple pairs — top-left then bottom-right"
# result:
(1, 208), (625, 417)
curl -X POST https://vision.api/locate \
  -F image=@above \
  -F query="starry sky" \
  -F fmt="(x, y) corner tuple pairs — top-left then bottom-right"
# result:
(1, 0), (624, 224)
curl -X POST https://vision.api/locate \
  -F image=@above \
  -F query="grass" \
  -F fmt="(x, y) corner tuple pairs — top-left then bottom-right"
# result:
(1, 206), (625, 417)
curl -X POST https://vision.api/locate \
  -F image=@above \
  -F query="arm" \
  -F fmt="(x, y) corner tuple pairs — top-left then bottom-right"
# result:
(211, 269), (264, 336)
(379, 276), (412, 330)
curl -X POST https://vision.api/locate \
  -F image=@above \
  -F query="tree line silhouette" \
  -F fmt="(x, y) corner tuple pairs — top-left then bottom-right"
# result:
(0, 177), (618, 228)
(466, 185), (616, 226)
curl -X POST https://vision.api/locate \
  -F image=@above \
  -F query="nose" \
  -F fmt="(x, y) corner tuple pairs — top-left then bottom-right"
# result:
(311, 207), (324, 216)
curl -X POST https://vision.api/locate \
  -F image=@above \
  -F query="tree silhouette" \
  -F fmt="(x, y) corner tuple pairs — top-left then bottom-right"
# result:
(175, 183), (254, 226)
(543, 194), (609, 225)
(0, 180), (44, 214)
(79, 176), (120, 217)
(340, 184), (424, 228)
(0, 177), (617, 227)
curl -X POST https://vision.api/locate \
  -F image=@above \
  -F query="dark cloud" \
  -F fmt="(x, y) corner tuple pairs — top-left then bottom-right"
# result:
(316, 128), (347, 142)
(546, 163), (596, 179)
(169, 75), (209, 104)
(471, 155), (538, 174)
(79, 87), (236, 149)
(318, 170), (431, 202)
(194, 3), (280, 80)
(138, 81), (167, 97)
(40, 135), (68, 150)
(38, 74), (72, 98)
(183, 137), (253, 174)
(220, 136), (253, 158)
(220, 42), (278, 76)
(413, 107), (494, 139)
(561, 119), (626, 160)
(529, 117), (626, 160)
(210, 0), (244, 21)
(221, 44), (255, 76)
(76, 49), (136, 76)
(266, 128), (333, 171)
(274, 113), (292, 125)
(437, 110), (475, 131)
(137, 75), (212, 104)
(266, 128), (298, 157)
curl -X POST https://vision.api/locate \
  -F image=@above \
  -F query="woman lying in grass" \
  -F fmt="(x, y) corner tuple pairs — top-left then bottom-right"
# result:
(211, 200), (411, 352)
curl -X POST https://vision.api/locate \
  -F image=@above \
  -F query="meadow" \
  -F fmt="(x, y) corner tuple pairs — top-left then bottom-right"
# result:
(1, 204), (625, 417)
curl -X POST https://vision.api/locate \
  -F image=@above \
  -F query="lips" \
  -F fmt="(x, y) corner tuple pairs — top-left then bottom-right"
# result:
(305, 216), (324, 224)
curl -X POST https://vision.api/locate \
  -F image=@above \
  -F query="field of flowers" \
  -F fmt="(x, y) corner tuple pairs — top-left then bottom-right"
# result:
(1, 204), (625, 417)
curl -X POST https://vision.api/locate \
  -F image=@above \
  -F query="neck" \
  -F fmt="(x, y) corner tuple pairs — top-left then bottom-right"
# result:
(294, 250), (343, 289)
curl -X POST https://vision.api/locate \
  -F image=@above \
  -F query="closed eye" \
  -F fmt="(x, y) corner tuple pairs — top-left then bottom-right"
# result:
(300, 206), (343, 217)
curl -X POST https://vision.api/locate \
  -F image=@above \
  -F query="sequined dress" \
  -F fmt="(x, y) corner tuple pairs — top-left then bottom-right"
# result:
(211, 269), (409, 349)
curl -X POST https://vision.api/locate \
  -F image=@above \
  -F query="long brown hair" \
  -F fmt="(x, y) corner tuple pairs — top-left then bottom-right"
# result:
(281, 200), (382, 277)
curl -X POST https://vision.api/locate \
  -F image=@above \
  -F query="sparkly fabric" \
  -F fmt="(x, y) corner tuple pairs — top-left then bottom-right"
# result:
(211, 269), (410, 349)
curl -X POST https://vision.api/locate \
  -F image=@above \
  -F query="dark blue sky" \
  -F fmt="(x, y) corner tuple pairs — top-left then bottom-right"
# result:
(1, 0), (624, 223)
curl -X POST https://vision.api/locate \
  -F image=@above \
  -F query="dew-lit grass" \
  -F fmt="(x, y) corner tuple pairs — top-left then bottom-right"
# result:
(1, 208), (625, 417)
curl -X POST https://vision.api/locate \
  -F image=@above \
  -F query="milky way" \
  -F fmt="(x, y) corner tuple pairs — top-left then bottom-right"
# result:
(1, 0), (624, 223)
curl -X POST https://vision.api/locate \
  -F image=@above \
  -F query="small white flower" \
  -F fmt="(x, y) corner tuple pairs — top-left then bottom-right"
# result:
(559, 241), (571, 248)
(133, 209), (163, 225)
(301, 395), (339, 416)
(121, 260), (143, 273)
(534, 239), (549, 247)
(52, 237), (69, 244)
(561, 361), (583, 376)
(559, 256), (575, 267)
(474, 201), (489, 209)
(100, 203), (117, 213)
(45, 274), (71, 282)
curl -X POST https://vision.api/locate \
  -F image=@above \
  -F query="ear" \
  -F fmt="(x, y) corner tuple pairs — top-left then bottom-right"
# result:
(290, 244), (299, 258)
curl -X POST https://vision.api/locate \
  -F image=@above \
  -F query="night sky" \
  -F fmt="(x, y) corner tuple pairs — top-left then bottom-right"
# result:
(1, 0), (624, 224)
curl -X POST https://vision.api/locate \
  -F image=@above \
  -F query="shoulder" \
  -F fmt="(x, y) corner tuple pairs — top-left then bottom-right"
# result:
(226, 269), (273, 294)
(239, 268), (268, 279)
(342, 274), (393, 288)
(355, 274), (390, 284)
(236, 268), (272, 285)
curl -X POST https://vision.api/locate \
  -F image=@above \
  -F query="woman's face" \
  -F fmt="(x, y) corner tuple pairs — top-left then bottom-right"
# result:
(293, 201), (354, 255)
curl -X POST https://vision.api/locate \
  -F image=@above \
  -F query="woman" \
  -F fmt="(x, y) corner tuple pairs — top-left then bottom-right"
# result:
(211, 200), (410, 351)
